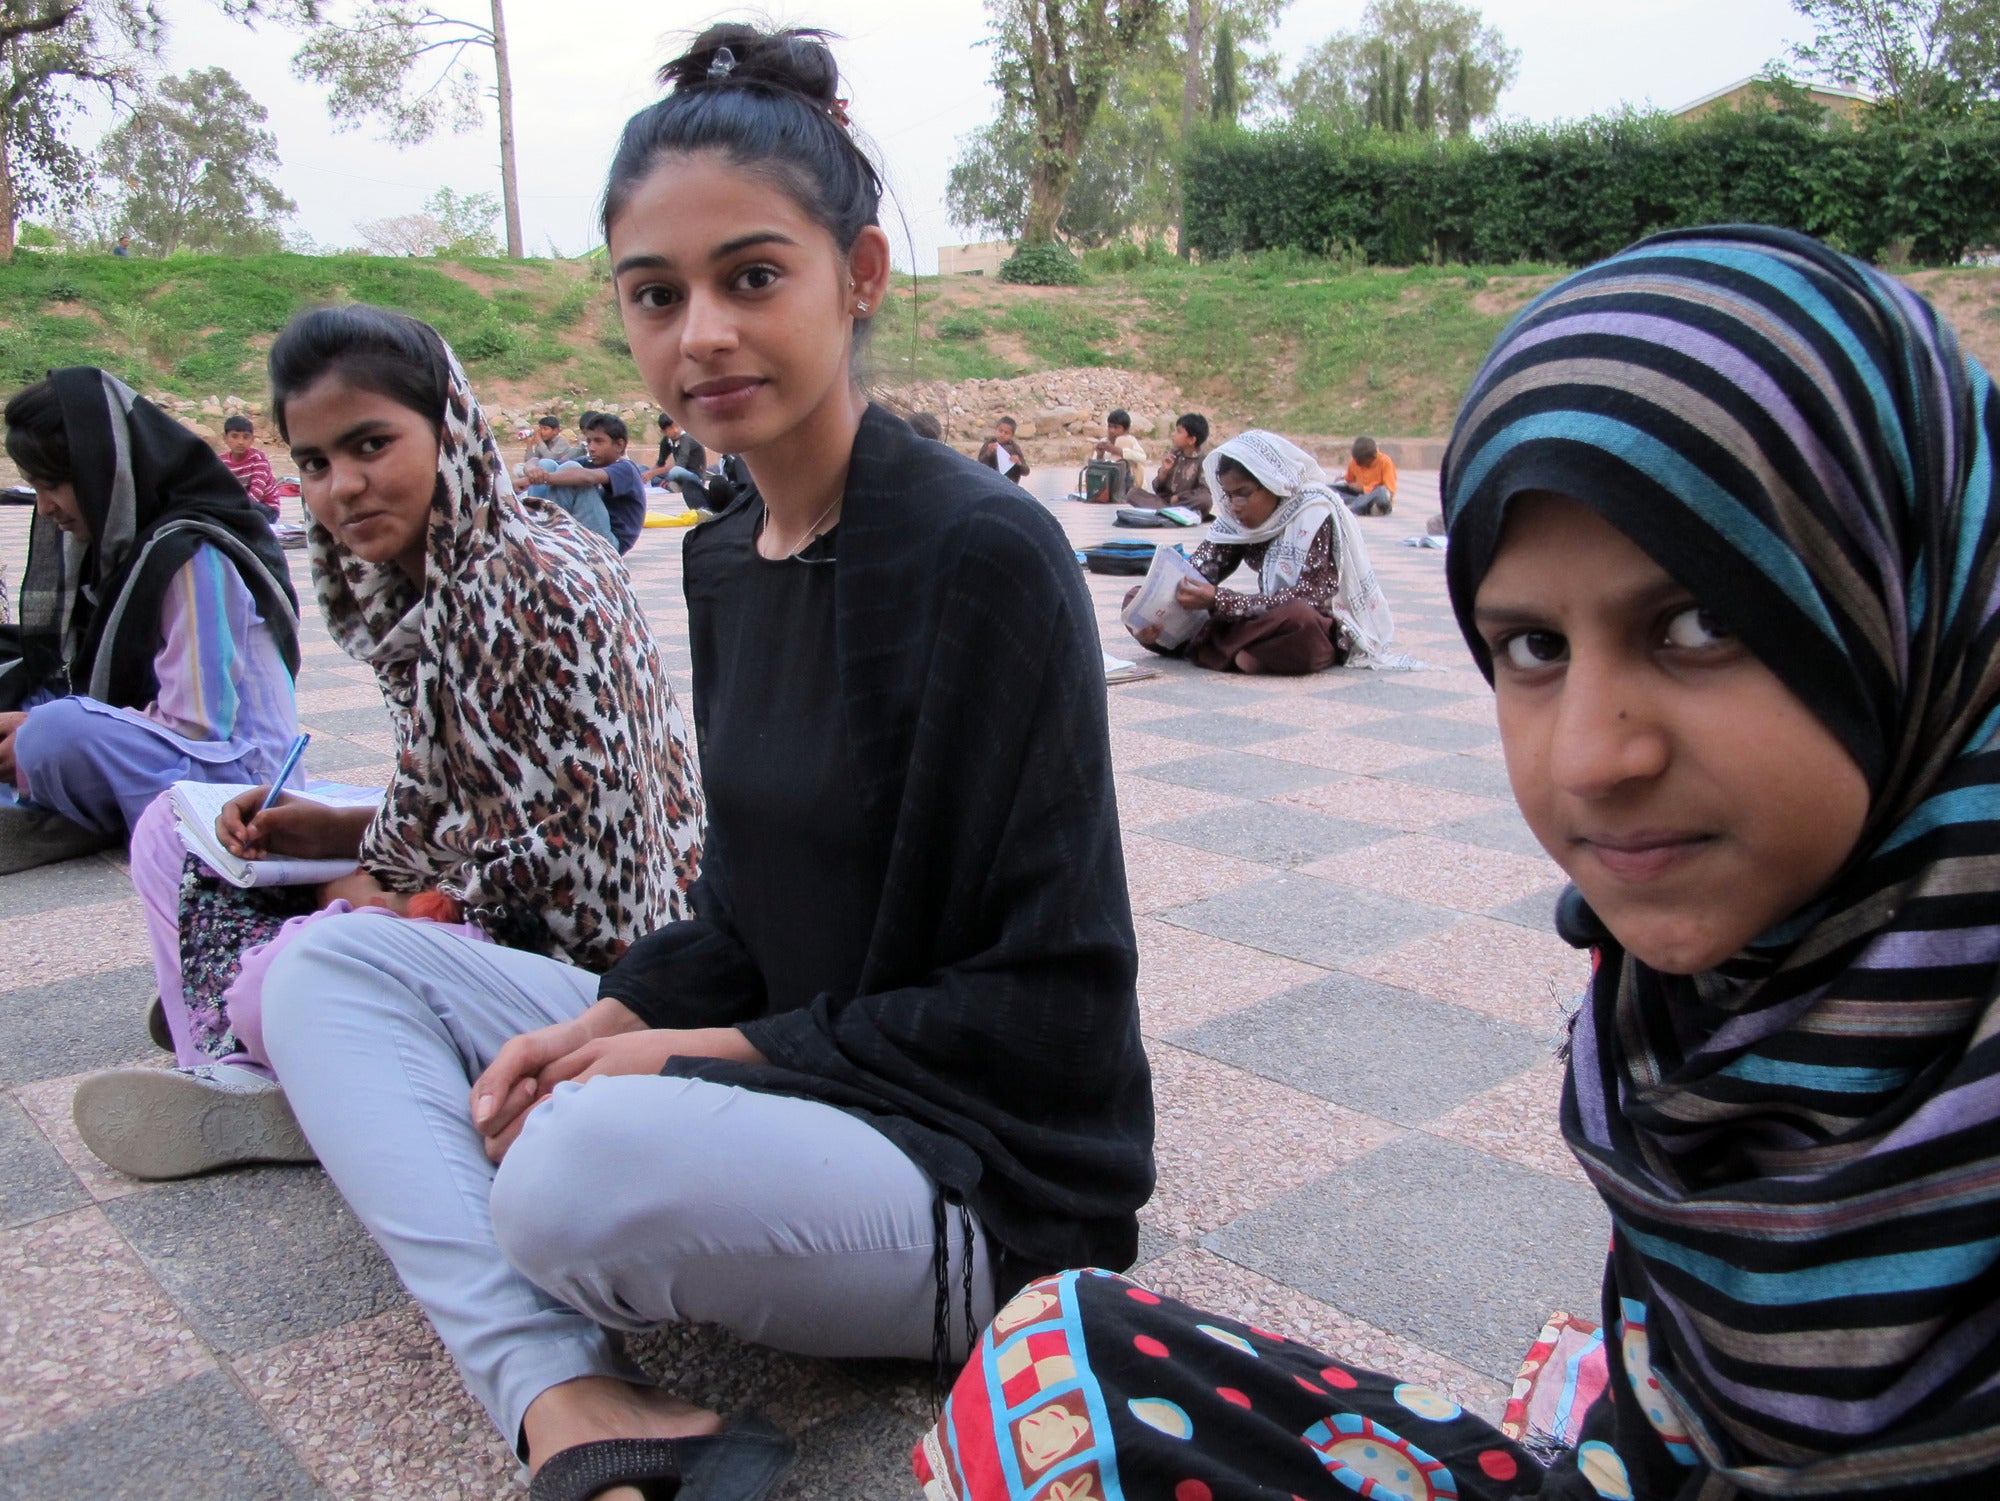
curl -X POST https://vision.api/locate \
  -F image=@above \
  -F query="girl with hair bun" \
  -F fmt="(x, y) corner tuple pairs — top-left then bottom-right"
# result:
(257, 25), (1152, 1500)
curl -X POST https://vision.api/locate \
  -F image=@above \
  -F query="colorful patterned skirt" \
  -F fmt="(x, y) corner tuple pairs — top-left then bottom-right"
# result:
(917, 1269), (1630, 1501)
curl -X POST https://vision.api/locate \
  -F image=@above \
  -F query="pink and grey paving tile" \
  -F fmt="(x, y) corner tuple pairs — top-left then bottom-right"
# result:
(0, 474), (1603, 1495)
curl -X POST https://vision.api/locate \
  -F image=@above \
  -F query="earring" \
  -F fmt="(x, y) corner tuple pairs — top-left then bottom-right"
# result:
(855, 301), (871, 314)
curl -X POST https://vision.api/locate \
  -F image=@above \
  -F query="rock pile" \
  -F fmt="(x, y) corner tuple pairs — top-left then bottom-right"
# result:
(876, 367), (1188, 446)
(148, 393), (264, 442)
(480, 396), (666, 440)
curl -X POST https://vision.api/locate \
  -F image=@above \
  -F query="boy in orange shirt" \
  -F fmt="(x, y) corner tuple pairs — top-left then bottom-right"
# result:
(1337, 434), (1396, 515)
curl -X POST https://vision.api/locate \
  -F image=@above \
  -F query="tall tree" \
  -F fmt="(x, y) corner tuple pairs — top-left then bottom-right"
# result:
(1447, 52), (1472, 133)
(1285, 0), (1516, 132)
(952, 0), (1283, 248)
(1413, 52), (1433, 131)
(1179, 0), (1206, 141)
(0, 0), (150, 257)
(0, 0), (309, 256)
(1175, 0), (1205, 256)
(1786, 0), (2000, 120)
(1210, 15), (1238, 122)
(1390, 49), (1408, 130)
(974, 0), (1167, 245)
(291, 0), (522, 255)
(100, 67), (293, 254)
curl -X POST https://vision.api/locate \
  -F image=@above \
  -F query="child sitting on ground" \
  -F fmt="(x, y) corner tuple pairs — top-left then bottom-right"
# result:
(976, 415), (1029, 482)
(933, 225), (2000, 1500)
(1335, 432), (1396, 514)
(1126, 430), (1400, 675)
(1090, 408), (1148, 487)
(219, 416), (279, 520)
(1148, 411), (1211, 514)
(522, 412), (646, 554)
(512, 415), (578, 486)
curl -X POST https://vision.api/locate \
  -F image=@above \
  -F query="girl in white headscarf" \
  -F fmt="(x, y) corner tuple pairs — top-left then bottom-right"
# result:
(1128, 429), (1401, 673)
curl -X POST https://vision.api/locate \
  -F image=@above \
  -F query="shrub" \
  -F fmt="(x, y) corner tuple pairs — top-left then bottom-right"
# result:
(936, 313), (986, 341)
(1184, 106), (2000, 268)
(458, 318), (520, 361)
(999, 242), (1086, 285)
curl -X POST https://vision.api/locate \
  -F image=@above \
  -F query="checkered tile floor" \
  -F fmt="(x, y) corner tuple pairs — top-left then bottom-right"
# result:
(0, 475), (1599, 1498)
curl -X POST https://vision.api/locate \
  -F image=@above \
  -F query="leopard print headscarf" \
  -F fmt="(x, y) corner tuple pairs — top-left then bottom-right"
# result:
(310, 345), (702, 971)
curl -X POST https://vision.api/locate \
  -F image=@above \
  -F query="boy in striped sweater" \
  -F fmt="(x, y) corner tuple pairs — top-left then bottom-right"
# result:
(219, 416), (279, 521)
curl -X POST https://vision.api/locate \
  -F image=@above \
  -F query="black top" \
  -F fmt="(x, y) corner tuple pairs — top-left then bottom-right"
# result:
(696, 523), (874, 1015)
(599, 404), (1153, 1288)
(656, 433), (709, 505)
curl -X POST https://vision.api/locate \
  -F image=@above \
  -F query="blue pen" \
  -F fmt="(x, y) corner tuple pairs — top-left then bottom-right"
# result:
(257, 733), (312, 814)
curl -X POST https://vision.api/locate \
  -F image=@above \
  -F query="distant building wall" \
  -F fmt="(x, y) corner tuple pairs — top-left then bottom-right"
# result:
(938, 240), (1015, 277)
(1673, 76), (1873, 122)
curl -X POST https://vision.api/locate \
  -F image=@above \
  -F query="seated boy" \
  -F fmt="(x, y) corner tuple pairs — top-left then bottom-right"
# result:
(1148, 412), (1211, 514)
(641, 412), (707, 506)
(1335, 434), (1396, 515)
(521, 413), (645, 555)
(219, 416), (279, 521)
(1091, 410), (1148, 488)
(976, 416), (1030, 482)
(512, 416), (579, 486)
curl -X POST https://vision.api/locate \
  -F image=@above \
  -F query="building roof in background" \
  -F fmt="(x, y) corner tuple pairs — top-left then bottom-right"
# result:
(1673, 74), (1875, 119)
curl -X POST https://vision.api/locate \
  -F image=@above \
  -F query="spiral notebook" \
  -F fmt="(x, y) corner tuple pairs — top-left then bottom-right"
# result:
(170, 780), (381, 888)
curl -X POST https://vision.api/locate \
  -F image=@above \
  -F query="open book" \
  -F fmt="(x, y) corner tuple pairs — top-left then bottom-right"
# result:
(1102, 650), (1159, 685)
(170, 780), (383, 889)
(1118, 545), (1211, 651)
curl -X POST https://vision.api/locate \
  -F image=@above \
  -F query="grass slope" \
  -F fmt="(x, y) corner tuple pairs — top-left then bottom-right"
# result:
(0, 253), (632, 402)
(6, 250), (1999, 438)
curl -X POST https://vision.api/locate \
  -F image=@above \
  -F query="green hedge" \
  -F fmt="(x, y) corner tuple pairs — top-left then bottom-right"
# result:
(1184, 107), (2000, 267)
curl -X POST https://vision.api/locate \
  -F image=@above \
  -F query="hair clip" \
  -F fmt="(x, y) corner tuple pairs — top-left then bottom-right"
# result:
(829, 97), (852, 129)
(707, 47), (736, 79)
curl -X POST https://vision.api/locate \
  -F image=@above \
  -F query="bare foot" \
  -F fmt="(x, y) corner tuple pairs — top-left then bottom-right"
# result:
(522, 1374), (722, 1481)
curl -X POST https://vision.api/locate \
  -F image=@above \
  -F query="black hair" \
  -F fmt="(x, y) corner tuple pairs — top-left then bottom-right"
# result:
(3, 379), (71, 484)
(1176, 412), (1209, 447)
(223, 414), (255, 435)
(537, 414), (561, 430)
(996, 415), (1017, 430)
(268, 304), (451, 441)
(1215, 455), (1254, 485)
(602, 25), (882, 258)
(1108, 409), (1131, 430)
(579, 410), (602, 429)
(657, 411), (677, 430)
(908, 412), (942, 440)
(584, 412), (629, 444)
(1352, 434), (1379, 459)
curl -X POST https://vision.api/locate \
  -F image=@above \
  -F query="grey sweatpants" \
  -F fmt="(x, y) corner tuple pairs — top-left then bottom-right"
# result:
(259, 913), (993, 1448)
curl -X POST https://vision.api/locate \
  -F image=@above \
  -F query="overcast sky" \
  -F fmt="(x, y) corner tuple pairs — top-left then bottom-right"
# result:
(105, 0), (1810, 271)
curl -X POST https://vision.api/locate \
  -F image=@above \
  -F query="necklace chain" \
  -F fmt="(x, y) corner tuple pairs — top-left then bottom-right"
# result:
(762, 495), (843, 560)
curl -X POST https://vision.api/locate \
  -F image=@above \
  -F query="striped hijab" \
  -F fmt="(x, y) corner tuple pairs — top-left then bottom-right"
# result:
(1443, 227), (2000, 1492)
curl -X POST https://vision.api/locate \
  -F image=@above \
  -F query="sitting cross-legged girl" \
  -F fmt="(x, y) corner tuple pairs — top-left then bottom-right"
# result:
(231, 25), (1150, 1501)
(70, 305), (703, 1183)
(926, 224), (2000, 1500)
(1127, 429), (1402, 675)
(0, 370), (301, 873)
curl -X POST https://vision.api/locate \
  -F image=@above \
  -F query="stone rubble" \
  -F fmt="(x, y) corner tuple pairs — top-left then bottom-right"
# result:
(873, 367), (1189, 447)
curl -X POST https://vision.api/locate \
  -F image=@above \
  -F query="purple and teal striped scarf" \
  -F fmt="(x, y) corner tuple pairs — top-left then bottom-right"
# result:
(1443, 226), (2000, 1492)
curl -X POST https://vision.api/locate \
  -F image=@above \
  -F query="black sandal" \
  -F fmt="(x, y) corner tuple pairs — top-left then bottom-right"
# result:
(528, 1411), (796, 1501)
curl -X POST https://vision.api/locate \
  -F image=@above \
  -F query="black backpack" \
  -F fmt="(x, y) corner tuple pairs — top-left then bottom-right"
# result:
(1081, 539), (1158, 576)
